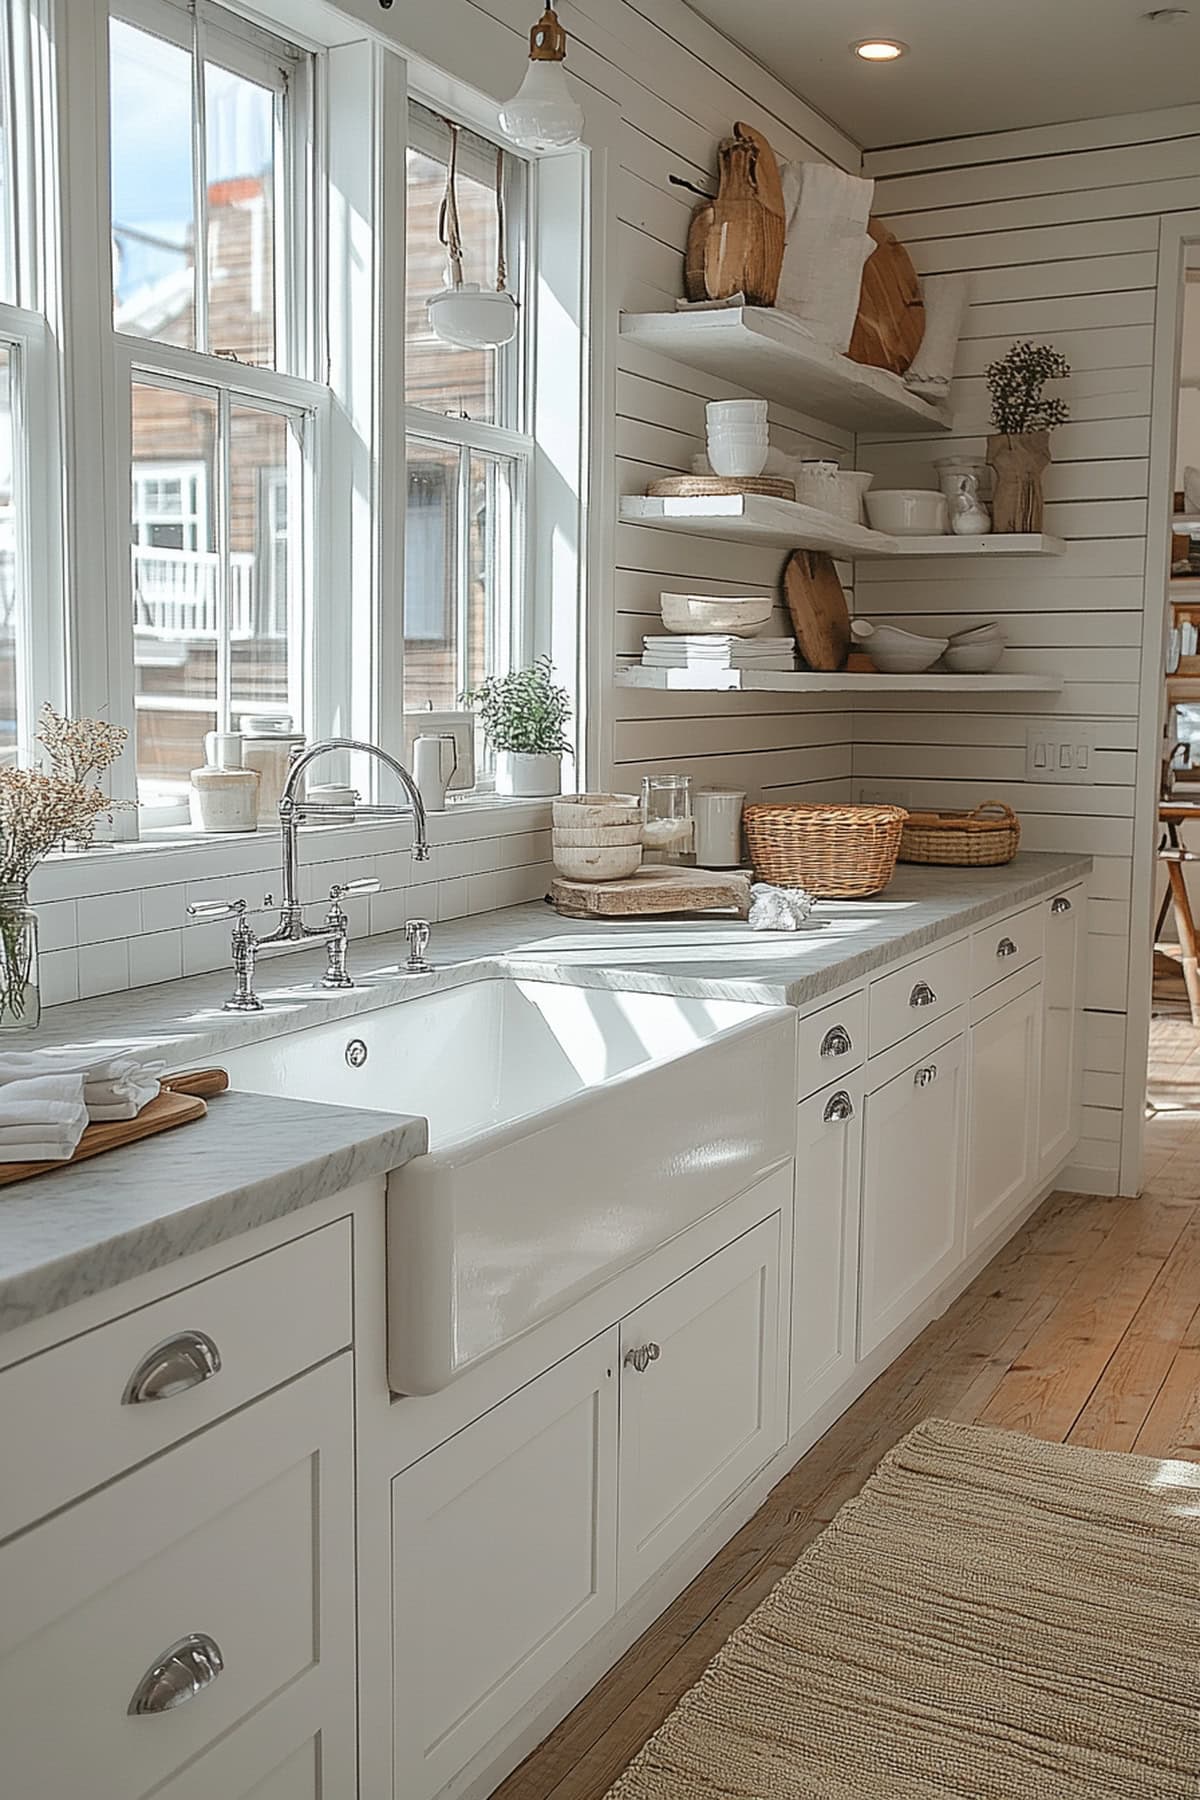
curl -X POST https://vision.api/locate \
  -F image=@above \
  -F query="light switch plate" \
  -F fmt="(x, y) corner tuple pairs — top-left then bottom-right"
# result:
(1025, 723), (1099, 782)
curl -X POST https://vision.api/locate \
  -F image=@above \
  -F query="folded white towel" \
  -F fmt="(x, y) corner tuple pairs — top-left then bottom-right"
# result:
(85, 1079), (163, 1123)
(0, 1139), (84, 1162)
(0, 1051), (164, 1121)
(0, 1072), (88, 1160)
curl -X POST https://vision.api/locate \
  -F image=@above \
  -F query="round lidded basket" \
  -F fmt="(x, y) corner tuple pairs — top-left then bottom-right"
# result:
(741, 802), (907, 898)
(899, 801), (1021, 867)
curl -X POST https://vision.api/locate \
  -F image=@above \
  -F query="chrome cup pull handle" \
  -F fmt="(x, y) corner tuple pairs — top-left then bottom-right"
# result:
(909, 981), (937, 1008)
(997, 936), (1018, 958)
(913, 1064), (938, 1089)
(820, 1025), (852, 1058)
(823, 1090), (854, 1123)
(623, 1342), (661, 1374)
(128, 1633), (224, 1715)
(122, 1331), (221, 1405)
(1051, 895), (1072, 914)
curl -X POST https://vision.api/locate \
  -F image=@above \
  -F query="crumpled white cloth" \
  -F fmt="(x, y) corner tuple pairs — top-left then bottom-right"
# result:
(904, 273), (971, 396)
(0, 1072), (88, 1160)
(748, 884), (816, 931)
(0, 1050), (164, 1121)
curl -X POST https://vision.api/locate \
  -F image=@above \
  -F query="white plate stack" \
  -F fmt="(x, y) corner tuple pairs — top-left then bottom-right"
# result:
(642, 635), (797, 672)
(552, 793), (643, 883)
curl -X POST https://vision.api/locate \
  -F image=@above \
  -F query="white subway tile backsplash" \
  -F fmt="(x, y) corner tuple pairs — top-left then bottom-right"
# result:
(140, 885), (186, 934)
(36, 900), (78, 954)
(438, 877), (471, 921)
(78, 939), (130, 999)
(129, 932), (184, 988)
(77, 892), (138, 945)
(40, 949), (80, 1007)
(183, 918), (232, 977)
(368, 887), (406, 937)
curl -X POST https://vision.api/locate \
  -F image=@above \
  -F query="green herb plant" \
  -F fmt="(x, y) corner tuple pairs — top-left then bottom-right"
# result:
(462, 655), (572, 757)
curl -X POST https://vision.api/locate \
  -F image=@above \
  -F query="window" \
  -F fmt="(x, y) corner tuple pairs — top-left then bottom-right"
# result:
(110, 0), (318, 815)
(403, 103), (530, 727)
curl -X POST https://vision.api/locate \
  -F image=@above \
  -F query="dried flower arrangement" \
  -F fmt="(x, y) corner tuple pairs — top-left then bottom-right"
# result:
(986, 341), (1071, 435)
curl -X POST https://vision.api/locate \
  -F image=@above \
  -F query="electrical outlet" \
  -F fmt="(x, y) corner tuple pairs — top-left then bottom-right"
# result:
(1024, 724), (1099, 783)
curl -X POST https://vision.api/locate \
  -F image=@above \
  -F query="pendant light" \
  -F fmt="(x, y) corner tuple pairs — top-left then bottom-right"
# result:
(427, 125), (519, 350)
(499, 6), (584, 151)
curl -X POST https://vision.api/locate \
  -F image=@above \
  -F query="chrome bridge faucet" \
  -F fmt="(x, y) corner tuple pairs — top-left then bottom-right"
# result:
(187, 737), (433, 1012)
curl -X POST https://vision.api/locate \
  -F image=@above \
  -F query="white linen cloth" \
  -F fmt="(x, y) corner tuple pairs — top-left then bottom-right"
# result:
(748, 884), (816, 931)
(775, 161), (875, 351)
(0, 1050), (165, 1121)
(904, 273), (972, 397)
(0, 1072), (88, 1161)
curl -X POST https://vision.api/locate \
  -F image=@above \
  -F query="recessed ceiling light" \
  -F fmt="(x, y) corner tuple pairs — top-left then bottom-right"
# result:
(852, 38), (908, 61)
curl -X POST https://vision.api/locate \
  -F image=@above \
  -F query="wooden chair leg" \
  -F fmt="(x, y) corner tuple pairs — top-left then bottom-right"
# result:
(1167, 858), (1200, 1028)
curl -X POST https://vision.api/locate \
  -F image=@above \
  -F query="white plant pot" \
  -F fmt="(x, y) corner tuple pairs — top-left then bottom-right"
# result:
(495, 750), (562, 797)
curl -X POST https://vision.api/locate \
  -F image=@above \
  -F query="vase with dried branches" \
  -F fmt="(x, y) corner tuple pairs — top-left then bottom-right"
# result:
(986, 341), (1071, 533)
(0, 706), (129, 1029)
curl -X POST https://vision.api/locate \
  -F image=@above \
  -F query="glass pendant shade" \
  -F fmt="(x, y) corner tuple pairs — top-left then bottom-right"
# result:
(499, 8), (584, 150)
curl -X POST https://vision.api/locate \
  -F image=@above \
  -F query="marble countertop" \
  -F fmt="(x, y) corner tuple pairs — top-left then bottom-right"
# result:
(0, 850), (1088, 1341)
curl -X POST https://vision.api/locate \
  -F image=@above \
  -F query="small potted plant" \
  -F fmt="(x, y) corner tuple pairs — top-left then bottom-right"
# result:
(986, 340), (1071, 533)
(463, 655), (572, 797)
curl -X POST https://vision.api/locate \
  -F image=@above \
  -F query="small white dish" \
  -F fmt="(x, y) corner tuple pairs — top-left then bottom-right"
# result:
(553, 842), (643, 882)
(660, 594), (773, 636)
(943, 641), (1004, 673)
(865, 489), (949, 536)
(857, 621), (949, 673)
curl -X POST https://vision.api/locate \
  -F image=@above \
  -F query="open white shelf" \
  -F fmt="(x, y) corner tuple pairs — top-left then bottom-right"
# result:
(620, 306), (953, 435)
(615, 666), (1064, 696)
(620, 494), (1066, 561)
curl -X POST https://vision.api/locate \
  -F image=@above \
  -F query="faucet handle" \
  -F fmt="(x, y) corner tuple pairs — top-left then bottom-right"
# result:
(405, 918), (432, 973)
(186, 898), (248, 923)
(328, 877), (380, 902)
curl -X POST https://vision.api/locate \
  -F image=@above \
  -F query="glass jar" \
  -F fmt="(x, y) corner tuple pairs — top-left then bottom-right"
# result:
(640, 774), (694, 865)
(0, 884), (40, 1032)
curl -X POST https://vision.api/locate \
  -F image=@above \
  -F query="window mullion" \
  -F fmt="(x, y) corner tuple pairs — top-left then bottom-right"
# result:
(215, 385), (231, 730)
(454, 442), (470, 703)
(190, 1), (210, 354)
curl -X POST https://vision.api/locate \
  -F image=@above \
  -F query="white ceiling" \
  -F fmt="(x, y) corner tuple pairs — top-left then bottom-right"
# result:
(685, 1), (1200, 149)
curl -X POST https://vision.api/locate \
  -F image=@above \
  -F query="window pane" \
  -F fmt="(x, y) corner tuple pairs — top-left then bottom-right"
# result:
(229, 404), (295, 724)
(110, 19), (197, 350)
(406, 113), (521, 426)
(132, 380), (217, 805)
(0, 346), (19, 754)
(403, 439), (515, 717)
(205, 61), (278, 368)
(0, 19), (16, 306)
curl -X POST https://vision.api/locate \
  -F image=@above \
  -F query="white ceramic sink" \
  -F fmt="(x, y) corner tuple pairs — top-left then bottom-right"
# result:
(221, 976), (795, 1392)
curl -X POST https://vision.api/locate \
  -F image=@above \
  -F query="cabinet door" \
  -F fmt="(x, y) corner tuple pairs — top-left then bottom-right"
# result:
(859, 1035), (966, 1359)
(791, 1076), (862, 1436)
(392, 1331), (618, 1800)
(966, 981), (1043, 1255)
(1040, 887), (1084, 1180)
(0, 1358), (355, 1800)
(617, 1215), (783, 1607)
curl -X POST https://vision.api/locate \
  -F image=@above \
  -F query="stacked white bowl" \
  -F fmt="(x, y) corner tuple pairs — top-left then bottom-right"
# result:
(706, 399), (769, 478)
(552, 793), (644, 883)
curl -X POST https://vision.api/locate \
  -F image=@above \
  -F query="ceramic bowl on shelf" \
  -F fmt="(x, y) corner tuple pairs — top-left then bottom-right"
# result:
(552, 823), (644, 848)
(552, 841), (643, 882)
(949, 621), (1004, 644)
(865, 489), (949, 536)
(943, 640), (1005, 673)
(852, 620), (949, 673)
(552, 793), (641, 829)
(660, 594), (774, 636)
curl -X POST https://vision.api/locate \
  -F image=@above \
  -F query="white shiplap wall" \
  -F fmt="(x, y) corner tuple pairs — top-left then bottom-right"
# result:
(858, 108), (1200, 1195)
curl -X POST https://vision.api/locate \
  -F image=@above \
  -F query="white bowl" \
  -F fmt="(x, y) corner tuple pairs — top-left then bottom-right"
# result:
(707, 440), (769, 478)
(553, 823), (644, 847)
(553, 793), (641, 828)
(660, 594), (774, 636)
(707, 399), (767, 424)
(427, 284), (519, 350)
(950, 621), (1004, 644)
(864, 622), (949, 673)
(865, 489), (949, 536)
(553, 842), (643, 882)
(943, 641), (1005, 673)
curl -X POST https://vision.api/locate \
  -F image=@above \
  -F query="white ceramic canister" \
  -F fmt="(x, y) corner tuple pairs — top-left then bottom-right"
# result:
(413, 734), (459, 812)
(189, 763), (259, 833)
(304, 782), (358, 820)
(693, 789), (746, 869)
(241, 714), (306, 824)
(203, 730), (244, 770)
(793, 458), (841, 514)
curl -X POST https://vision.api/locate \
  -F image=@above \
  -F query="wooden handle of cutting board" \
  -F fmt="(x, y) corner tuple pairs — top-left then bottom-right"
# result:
(162, 1069), (230, 1099)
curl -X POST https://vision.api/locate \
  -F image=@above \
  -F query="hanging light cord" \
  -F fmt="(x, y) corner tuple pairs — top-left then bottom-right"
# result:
(437, 119), (465, 291)
(495, 147), (508, 294)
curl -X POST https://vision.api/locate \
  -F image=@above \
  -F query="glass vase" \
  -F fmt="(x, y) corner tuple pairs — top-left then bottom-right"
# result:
(0, 884), (40, 1032)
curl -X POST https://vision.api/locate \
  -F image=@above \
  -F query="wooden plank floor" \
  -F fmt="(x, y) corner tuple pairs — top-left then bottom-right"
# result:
(494, 1019), (1200, 1800)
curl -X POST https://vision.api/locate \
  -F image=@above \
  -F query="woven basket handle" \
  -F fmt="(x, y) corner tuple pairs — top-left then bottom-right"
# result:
(969, 801), (1018, 824)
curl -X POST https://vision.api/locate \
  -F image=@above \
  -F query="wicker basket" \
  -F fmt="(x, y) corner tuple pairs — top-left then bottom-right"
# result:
(899, 801), (1021, 867)
(742, 802), (907, 898)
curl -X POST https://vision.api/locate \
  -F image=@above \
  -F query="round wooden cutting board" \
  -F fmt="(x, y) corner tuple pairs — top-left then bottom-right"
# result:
(848, 219), (925, 374)
(783, 549), (850, 671)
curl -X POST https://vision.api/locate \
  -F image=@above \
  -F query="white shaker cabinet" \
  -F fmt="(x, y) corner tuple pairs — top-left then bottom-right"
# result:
(858, 1033), (968, 1359)
(617, 1215), (784, 1605)
(790, 1075), (863, 1434)
(966, 975), (1044, 1255)
(1039, 886), (1084, 1181)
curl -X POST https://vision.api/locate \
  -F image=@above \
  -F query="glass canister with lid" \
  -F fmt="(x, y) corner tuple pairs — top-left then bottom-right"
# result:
(640, 773), (695, 865)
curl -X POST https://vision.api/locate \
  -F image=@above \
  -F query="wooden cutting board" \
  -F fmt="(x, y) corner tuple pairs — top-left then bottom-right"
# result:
(551, 867), (751, 920)
(0, 1069), (228, 1187)
(783, 550), (851, 671)
(848, 219), (925, 374)
(648, 475), (796, 501)
(704, 122), (786, 306)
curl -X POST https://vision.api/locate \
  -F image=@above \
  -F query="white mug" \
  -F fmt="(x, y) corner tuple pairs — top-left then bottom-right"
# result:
(413, 734), (458, 812)
(694, 789), (746, 868)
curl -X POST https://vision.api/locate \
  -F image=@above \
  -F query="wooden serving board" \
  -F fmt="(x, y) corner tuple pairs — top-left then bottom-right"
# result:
(551, 866), (751, 920)
(848, 219), (925, 374)
(648, 475), (796, 501)
(0, 1069), (228, 1187)
(783, 549), (851, 671)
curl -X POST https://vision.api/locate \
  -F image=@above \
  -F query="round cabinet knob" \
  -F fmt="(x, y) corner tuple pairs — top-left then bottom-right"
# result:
(997, 937), (1018, 958)
(820, 1025), (853, 1058)
(128, 1633), (224, 1715)
(1051, 895), (1072, 914)
(909, 981), (937, 1008)
(823, 1090), (855, 1123)
(122, 1331), (221, 1405)
(623, 1342), (661, 1374)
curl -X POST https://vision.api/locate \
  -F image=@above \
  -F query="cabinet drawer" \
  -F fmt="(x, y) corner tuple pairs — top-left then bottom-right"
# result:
(796, 990), (866, 1100)
(0, 1357), (355, 1800)
(971, 902), (1045, 996)
(0, 1220), (352, 1541)
(868, 939), (969, 1057)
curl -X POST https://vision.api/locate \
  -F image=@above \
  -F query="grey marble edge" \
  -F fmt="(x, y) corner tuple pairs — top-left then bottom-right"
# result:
(0, 1093), (427, 1338)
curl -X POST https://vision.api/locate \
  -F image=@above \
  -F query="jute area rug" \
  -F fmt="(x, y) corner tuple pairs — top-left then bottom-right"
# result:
(605, 1418), (1200, 1799)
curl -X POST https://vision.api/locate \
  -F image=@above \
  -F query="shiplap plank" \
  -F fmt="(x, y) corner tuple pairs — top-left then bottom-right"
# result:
(883, 174), (1200, 243)
(905, 217), (1160, 276)
(874, 134), (1200, 218)
(958, 290), (1156, 340)
(865, 105), (1200, 178)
